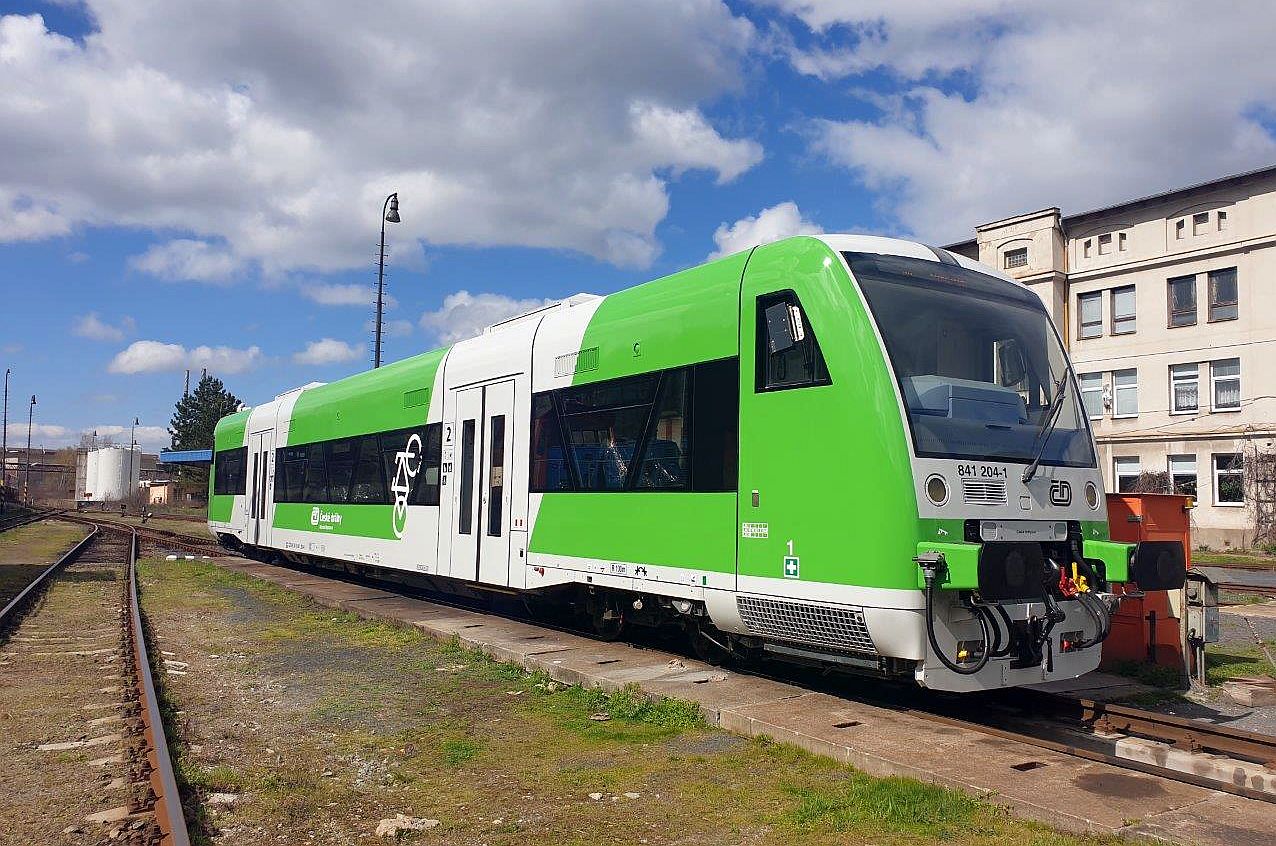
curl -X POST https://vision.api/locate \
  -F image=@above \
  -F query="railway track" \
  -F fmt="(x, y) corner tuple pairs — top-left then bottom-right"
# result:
(51, 516), (1276, 807)
(59, 512), (222, 557)
(0, 523), (191, 844)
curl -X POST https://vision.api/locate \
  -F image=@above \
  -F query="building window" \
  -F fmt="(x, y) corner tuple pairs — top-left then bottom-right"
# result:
(1110, 285), (1136, 335)
(1213, 453), (1244, 505)
(1114, 456), (1141, 493)
(1210, 358), (1241, 411)
(1003, 247), (1028, 269)
(1169, 454), (1197, 497)
(1083, 239), (1092, 259)
(1098, 233), (1112, 255)
(1207, 267), (1238, 321)
(1118, 232), (1128, 251)
(1078, 291), (1102, 339)
(1175, 219), (1185, 239)
(1193, 212), (1209, 236)
(1079, 372), (1104, 419)
(1167, 275), (1196, 327)
(1112, 368), (1138, 417)
(1218, 210), (1229, 231)
(1170, 363), (1199, 413)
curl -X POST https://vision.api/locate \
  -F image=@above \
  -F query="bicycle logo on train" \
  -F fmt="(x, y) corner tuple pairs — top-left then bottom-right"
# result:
(390, 433), (423, 538)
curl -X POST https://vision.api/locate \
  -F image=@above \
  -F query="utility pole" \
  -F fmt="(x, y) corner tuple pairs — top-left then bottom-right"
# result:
(184, 369), (190, 397)
(1, 368), (8, 513)
(24, 394), (35, 506)
(374, 192), (401, 368)
(128, 416), (139, 513)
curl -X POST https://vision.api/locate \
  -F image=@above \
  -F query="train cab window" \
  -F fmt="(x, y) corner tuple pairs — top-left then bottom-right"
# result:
(349, 435), (388, 503)
(756, 291), (830, 391)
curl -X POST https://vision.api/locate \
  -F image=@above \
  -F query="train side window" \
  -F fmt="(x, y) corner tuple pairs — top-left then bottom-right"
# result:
(349, 434), (387, 504)
(530, 394), (572, 492)
(633, 369), (689, 490)
(212, 446), (248, 495)
(691, 357), (739, 491)
(325, 439), (357, 502)
(405, 424), (442, 507)
(301, 443), (328, 502)
(487, 414), (506, 535)
(756, 291), (830, 392)
(276, 446), (308, 502)
(559, 373), (658, 490)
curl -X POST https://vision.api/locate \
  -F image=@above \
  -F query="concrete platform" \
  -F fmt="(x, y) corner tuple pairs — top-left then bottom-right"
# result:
(204, 556), (1274, 844)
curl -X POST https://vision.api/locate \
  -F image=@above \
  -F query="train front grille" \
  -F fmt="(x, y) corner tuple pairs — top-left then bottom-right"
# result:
(961, 478), (1008, 506)
(736, 596), (877, 655)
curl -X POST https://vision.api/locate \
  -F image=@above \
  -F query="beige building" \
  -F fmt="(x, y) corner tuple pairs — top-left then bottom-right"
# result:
(949, 165), (1276, 549)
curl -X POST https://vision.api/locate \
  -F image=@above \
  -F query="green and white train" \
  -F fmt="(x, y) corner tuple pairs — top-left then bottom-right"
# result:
(210, 235), (1184, 692)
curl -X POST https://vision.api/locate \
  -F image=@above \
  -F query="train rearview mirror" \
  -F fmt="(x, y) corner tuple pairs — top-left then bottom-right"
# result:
(996, 339), (1027, 387)
(764, 301), (804, 354)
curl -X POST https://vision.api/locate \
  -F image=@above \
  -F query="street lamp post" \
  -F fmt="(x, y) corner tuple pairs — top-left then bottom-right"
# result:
(129, 416), (139, 513)
(24, 394), (35, 506)
(374, 192), (401, 369)
(1, 368), (9, 513)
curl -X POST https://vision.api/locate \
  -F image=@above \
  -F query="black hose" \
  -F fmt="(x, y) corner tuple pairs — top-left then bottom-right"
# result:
(925, 578), (991, 676)
(983, 603), (1016, 658)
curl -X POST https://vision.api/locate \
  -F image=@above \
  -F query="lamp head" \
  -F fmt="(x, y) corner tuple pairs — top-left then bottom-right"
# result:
(385, 193), (401, 224)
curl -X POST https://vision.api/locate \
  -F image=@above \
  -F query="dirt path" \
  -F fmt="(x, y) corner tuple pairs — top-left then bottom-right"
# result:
(134, 558), (1123, 846)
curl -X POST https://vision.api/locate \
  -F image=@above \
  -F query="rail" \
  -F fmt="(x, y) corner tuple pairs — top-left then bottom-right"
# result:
(124, 529), (191, 845)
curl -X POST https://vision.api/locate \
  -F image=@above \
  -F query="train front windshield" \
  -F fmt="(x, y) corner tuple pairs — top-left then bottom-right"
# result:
(846, 252), (1095, 468)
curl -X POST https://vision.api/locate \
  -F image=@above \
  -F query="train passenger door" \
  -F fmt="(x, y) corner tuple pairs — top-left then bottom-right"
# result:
(449, 381), (516, 584)
(247, 429), (274, 547)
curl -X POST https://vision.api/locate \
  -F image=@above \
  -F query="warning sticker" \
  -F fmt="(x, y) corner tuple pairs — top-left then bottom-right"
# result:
(741, 522), (769, 539)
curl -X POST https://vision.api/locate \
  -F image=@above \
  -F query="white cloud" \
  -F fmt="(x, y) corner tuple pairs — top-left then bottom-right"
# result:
(772, 2), (1276, 241)
(5, 422), (69, 441)
(420, 291), (556, 344)
(0, 3), (761, 270)
(293, 338), (364, 365)
(84, 423), (170, 449)
(108, 340), (261, 374)
(301, 283), (369, 307)
(73, 312), (136, 342)
(383, 319), (413, 338)
(129, 239), (244, 283)
(709, 201), (823, 258)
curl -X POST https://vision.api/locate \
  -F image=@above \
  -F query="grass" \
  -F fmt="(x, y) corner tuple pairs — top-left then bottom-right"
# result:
(138, 557), (1129, 846)
(1108, 659), (1184, 690)
(0, 520), (89, 566)
(1192, 549), (1276, 569)
(1205, 642), (1276, 685)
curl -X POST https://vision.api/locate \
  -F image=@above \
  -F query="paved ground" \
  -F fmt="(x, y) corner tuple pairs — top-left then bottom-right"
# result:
(181, 554), (1275, 845)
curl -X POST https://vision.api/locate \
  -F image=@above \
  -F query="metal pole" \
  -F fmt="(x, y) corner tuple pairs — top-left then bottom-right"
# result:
(1, 368), (8, 513)
(375, 195), (389, 368)
(129, 416), (138, 514)
(25, 394), (35, 506)
(374, 191), (399, 369)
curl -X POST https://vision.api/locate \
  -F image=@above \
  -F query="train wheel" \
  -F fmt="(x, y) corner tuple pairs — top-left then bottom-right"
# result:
(589, 606), (624, 641)
(690, 624), (729, 666)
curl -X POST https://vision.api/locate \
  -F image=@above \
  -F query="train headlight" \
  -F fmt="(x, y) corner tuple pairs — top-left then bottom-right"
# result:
(925, 474), (949, 506)
(1084, 481), (1099, 510)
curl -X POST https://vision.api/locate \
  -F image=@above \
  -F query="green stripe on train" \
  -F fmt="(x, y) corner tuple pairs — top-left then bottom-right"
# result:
(273, 502), (398, 539)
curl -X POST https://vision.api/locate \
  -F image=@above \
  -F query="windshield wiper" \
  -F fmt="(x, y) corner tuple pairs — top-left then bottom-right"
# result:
(1021, 373), (1068, 484)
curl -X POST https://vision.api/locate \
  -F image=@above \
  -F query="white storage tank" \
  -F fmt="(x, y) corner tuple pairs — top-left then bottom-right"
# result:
(85, 446), (140, 501)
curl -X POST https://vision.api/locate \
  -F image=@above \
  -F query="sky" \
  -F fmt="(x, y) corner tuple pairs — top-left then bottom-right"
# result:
(3, 0), (1275, 452)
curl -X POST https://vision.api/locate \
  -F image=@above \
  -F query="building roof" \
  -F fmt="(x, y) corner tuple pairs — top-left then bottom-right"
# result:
(159, 449), (213, 465)
(945, 162), (1276, 251)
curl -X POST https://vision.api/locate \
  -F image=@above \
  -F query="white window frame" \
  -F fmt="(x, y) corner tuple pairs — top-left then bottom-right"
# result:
(1114, 456), (1141, 493)
(1003, 246), (1028, 269)
(1078, 372), (1104, 420)
(1169, 363), (1199, 415)
(1210, 358), (1241, 412)
(1112, 368), (1138, 418)
(1212, 453), (1244, 506)
(1168, 454), (1197, 497)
